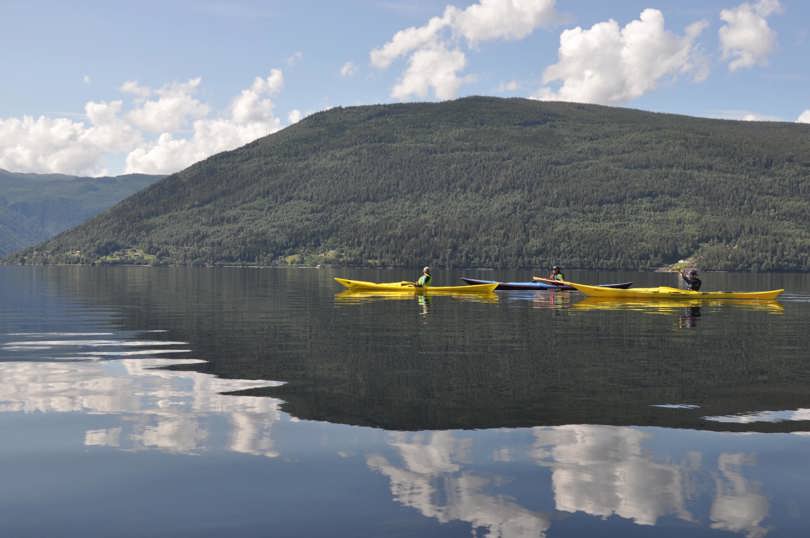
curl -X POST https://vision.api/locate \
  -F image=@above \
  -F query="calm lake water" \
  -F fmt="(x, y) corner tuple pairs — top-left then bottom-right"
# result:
(2, 266), (810, 537)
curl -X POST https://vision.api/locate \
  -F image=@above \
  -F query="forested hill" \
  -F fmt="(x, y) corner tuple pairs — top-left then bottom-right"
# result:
(8, 97), (810, 270)
(0, 170), (163, 257)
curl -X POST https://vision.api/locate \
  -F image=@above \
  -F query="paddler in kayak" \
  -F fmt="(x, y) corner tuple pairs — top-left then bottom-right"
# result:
(415, 266), (432, 287)
(548, 265), (565, 282)
(680, 268), (702, 291)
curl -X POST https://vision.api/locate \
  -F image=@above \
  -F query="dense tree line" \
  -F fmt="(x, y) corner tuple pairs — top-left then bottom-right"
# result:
(7, 97), (810, 271)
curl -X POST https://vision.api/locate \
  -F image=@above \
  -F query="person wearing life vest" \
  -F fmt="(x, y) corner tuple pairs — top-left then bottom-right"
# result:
(548, 265), (565, 282)
(416, 266), (432, 287)
(681, 268), (702, 291)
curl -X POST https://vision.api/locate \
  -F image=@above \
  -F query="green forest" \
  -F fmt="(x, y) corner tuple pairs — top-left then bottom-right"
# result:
(7, 97), (810, 271)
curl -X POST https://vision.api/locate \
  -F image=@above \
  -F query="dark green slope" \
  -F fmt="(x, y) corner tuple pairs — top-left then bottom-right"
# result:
(9, 97), (810, 270)
(0, 170), (163, 257)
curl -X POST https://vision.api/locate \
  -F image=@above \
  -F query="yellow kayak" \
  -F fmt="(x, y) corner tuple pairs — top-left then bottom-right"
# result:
(564, 281), (784, 300)
(334, 278), (498, 294)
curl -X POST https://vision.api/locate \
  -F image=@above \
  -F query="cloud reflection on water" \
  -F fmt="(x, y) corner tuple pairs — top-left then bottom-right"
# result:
(0, 358), (283, 457)
(531, 425), (694, 526)
(710, 453), (768, 538)
(368, 431), (551, 538)
(368, 426), (773, 538)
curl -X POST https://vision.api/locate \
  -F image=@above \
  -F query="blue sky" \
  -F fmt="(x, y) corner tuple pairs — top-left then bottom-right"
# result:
(1, 0), (807, 176)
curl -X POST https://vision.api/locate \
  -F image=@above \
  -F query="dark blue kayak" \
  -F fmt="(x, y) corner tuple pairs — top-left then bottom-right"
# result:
(461, 277), (633, 291)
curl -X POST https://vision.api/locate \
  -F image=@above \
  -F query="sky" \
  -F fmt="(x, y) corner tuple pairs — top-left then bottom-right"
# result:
(1, 0), (808, 177)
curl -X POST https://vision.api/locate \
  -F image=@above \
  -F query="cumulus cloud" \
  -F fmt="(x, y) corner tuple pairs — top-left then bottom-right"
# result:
(446, 0), (557, 44)
(120, 80), (151, 99)
(340, 61), (357, 77)
(537, 9), (709, 105)
(231, 70), (284, 124)
(719, 0), (782, 71)
(798, 110), (810, 123)
(127, 78), (209, 133)
(371, 0), (557, 100)
(371, 14), (449, 70)
(126, 70), (285, 174)
(83, 100), (142, 151)
(124, 118), (278, 175)
(0, 100), (141, 176)
(392, 45), (469, 101)
(0, 70), (289, 176)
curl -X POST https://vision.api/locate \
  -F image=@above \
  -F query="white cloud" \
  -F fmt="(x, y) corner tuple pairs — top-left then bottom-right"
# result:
(125, 70), (285, 174)
(124, 118), (278, 175)
(231, 70), (284, 124)
(127, 78), (209, 133)
(798, 110), (810, 123)
(0, 116), (104, 176)
(719, 0), (781, 71)
(120, 80), (151, 99)
(371, 14), (449, 69)
(0, 100), (140, 176)
(446, 0), (557, 44)
(83, 100), (141, 151)
(392, 45), (469, 101)
(0, 70), (288, 176)
(287, 51), (303, 66)
(537, 9), (709, 105)
(340, 61), (357, 77)
(287, 109), (302, 124)
(371, 0), (558, 100)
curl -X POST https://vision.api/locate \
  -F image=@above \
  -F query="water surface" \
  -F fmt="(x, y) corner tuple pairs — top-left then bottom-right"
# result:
(1, 266), (810, 537)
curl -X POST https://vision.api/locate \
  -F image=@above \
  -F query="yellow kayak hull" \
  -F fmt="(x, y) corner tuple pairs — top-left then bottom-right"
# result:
(334, 278), (498, 294)
(565, 281), (784, 300)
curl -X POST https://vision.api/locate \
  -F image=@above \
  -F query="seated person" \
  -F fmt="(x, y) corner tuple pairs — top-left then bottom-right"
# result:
(548, 265), (565, 281)
(681, 269), (701, 291)
(416, 266), (432, 287)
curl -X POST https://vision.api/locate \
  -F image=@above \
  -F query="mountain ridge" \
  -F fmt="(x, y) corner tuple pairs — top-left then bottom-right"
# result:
(7, 96), (810, 271)
(0, 170), (163, 257)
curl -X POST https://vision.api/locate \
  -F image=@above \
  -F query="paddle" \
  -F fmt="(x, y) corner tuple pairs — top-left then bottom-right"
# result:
(533, 276), (567, 286)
